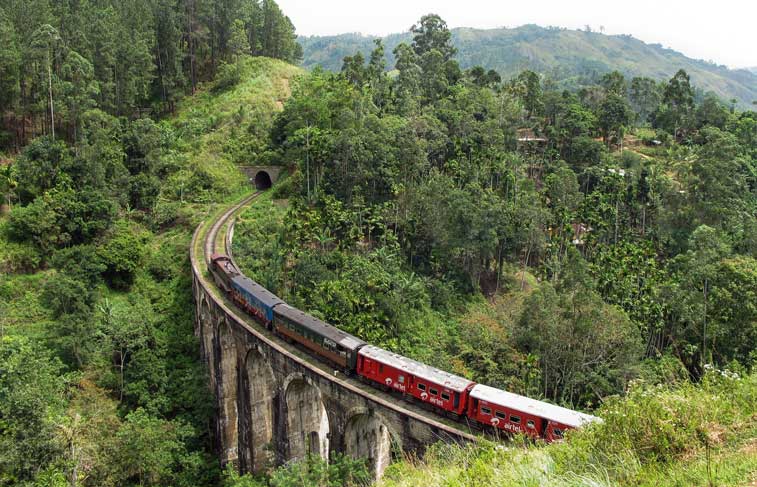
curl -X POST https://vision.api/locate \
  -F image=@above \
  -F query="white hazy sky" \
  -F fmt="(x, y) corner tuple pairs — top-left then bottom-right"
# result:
(277, 0), (757, 69)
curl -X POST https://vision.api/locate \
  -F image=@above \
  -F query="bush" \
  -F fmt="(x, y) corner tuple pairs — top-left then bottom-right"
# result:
(566, 136), (607, 167)
(213, 61), (243, 93)
(271, 171), (296, 199)
(98, 221), (148, 289)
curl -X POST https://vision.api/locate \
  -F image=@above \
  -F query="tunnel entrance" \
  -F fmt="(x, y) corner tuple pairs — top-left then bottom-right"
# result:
(254, 171), (272, 190)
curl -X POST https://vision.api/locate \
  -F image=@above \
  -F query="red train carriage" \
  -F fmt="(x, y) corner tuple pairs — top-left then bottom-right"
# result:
(357, 345), (475, 416)
(468, 384), (600, 440)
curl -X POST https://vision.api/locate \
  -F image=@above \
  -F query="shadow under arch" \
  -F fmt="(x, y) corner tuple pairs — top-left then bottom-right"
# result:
(283, 374), (329, 461)
(244, 347), (277, 473)
(216, 319), (239, 465)
(344, 408), (397, 479)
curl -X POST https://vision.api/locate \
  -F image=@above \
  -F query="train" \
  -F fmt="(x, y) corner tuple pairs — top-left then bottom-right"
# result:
(209, 252), (600, 441)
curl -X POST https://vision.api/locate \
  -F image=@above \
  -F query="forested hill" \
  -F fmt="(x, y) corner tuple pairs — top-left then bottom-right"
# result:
(298, 25), (757, 108)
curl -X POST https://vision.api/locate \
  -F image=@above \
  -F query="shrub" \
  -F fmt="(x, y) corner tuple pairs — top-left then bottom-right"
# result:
(98, 221), (148, 290)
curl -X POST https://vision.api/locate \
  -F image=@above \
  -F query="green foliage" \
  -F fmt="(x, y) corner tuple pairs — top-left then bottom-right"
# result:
(269, 453), (369, 487)
(0, 0), (302, 150)
(97, 221), (148, 290)
(0, 336), (67, 485)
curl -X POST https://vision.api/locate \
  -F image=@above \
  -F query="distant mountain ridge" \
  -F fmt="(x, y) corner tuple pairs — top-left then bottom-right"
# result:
(298, 25), (757, 108)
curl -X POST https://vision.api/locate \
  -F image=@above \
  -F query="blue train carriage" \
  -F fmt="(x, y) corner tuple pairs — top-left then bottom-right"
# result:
(230, 275), (284, 327)
(272, 303), (367, 371)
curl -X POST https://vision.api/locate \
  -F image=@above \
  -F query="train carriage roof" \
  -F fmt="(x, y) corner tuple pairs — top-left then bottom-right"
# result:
(211, 253), (241, 277)
(470, 384), (601, 428)
(359, 345), (475, 393)
(274, 303), (366, 352)
(231, 275), (284, 308)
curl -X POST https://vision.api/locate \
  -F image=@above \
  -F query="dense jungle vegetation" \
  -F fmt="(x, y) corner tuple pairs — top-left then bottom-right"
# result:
(232, 14), (756, 486)
(0, 0), (306, 485)
(0, 2), (755, 486)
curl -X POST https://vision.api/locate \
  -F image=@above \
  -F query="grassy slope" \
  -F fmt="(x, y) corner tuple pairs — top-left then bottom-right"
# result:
(298, 25), (757, 108)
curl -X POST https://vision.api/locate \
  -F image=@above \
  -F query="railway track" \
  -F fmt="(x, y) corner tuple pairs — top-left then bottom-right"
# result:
(204, 191), (261, 265)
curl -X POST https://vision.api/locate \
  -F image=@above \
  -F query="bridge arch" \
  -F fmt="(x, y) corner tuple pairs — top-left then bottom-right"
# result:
(344, 408), (396, 479)
(254, 171), (272, 190)
(283, 374), (329, 461)
(217, 318), (239, 464)
(244, 347), (277, 472)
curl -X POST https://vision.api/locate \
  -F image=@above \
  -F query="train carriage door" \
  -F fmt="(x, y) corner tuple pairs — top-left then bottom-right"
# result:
(540, 419), (549, 438)
(363, 357), (377, 377)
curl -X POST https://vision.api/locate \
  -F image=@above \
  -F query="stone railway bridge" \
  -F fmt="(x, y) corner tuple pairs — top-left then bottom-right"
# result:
(191, 192), (477, 479)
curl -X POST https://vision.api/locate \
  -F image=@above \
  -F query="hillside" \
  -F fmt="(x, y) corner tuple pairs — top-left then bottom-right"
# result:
(0, 56), (302, 487)
(298, 25), (757, 108)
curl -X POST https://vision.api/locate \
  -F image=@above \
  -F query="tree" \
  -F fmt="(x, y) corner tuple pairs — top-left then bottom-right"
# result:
(410, 13), (456, 61)
(516, 255), (641, 406)
(392, 43), (421, 114)
(656, 69), (695, 140)
(513, 70), (543, 120)
(600, 70), (627, 97)
(0, 7), (21, 141)
(598, 93), (632, 147)
(630, 77), (661, 125)
(57, 50), (99, 141)
(13, 136), (71, 202)
(0, 336), (66, 483)
(666, 226), (733, 371)
(97, 220), (147, 289)
(341, 51), (366, 88)
(115, 409), (193, 487)
(97, 299), (153, 402)
(689, 126), (752, 227)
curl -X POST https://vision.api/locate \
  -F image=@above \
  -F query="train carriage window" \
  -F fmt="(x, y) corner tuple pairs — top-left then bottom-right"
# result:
(441, 392), (450, 401)
(429, 388), (438, 396)
(417, 383), (426, 391)
(481, 407), (491, 416)
(527, 420), (536, 429)
(398, 375), (405, 384)
(495, 411), (506, 420)
(510, 415), (521, 424)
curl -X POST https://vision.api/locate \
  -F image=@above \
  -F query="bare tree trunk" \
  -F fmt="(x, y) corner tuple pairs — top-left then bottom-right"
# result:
(48, 60), (55, 139)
